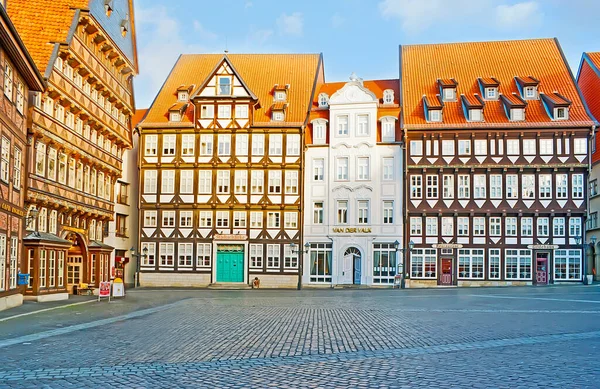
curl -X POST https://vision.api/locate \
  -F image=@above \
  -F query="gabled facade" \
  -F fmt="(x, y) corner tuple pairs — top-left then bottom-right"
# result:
(8, 0), (138, 300)
(0, 4), (45, 311)
(137, 54), (323, 288)
(400, 38), (595, 287)
(576, 52), (600, 281)
(303, 75), (402, 287)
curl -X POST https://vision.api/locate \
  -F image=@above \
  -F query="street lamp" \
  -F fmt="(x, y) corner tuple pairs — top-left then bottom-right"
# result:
(291, 242), (310, 290)
(24, 206), (39, 232)
(130, 246), (148, 288)
(394, 239), (415, 289)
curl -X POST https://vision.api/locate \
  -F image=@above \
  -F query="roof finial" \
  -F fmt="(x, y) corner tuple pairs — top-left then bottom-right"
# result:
(224, 36), (229, 55)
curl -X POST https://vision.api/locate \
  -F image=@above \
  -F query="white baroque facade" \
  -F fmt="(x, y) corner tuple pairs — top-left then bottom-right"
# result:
(303, 75), (403, 287)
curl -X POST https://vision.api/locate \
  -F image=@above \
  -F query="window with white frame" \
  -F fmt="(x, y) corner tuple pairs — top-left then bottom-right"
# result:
(313, 203), (324, 224)
(179, 170), (194, 194)
(442, 140), (454, 156)
(16, 82), (24, 113)
(510, 108), (525, 121)
(284, 212), (298, 229)
(35, 142), (46, 176)
(521, 217), (533, 236)
(216, 211), (229, 228)
(218, 134), (231, 156)
(474, 175), (486, 199)
(572, 174), (584, 199)
(337, 115), (349, 136)
(537, 217), (549, 236)
(268, 170), (282, 194)
(313, 159), (324, 181)
(179, 211), (193, 228)
(556, 174), (568, 199)
(489, 249), (501, 279)
(506, 139), (519, 155)
(178, 243), (193, 267)
(410, 217), (422, 235)
(426, 175), (438, 199)
(49, 210), (57, 234)
(382, 201), (394, 224)
(574, 138), (587, 155)
(313, 121), (326, 144)
(0, 137), (9, 183)
(13, 147), (21, 189)
(200, 134), (213, 156)
(201, 105), (214, 119)
(569, 217), (581, 237)
(199, 211), (212, 227)
(505, 217), (517, 236)
(337, 200), (348, 224)
(336, 157), (349, 180)
(217, 171), (230, 193)
(318, 93), (329, 108)
(458, 217), (469, 236)
(553, 217), (565, 237)
(539, 139), (553, 155)
(218, 77), (231, 95)
(383, 158), (394, 180)
(286, 134), (301, 156)
(372, 243), (397, 284)
(357, 157), (370, 180)
(489, 217), (501, 236)
(458, 140), (471, 155)
(235, 105), (249, 119)
(233, 211), (247, 228)
(411, 140), (423, 156)
(218, 105), (231, 119)
(411, 249), (437, 278)
(469, 109), (482, 122)
(443, 175), (454, 199)
(251, 171), (264, 194)
(473, 217), (485, 236)
(458, 175), (470, 199)
(357, 115), (369, 136)
(269, 134), (282, 156)
(474, 139), (487, 156)
(9, 236), (17, 289)
(429, 109), (441, 122)
(234, 170), (248, 194)
(357, 200), (369, 224)
(382, 119), (395, 141)
(490, 175), (502, 199)
(383, 89), (394, 104)
(539, 175), (552, 199)
(250, 244), (263, 268)
(3, 63), (13, 100)
(252, 134), (265, 155)
(162, 211), (175, 227)
(198, 170), (212, 194)
(267, 244), (280, 269)
(522, 139), (536, 156)
(284, 245), (298, 269)
(141, 242), (156, 266)
(197, 243), (211, 268)
(162, 134), (176, 156)
(505, 249), (532, 279)
(144, 210), (157, 227)
(250, 212), (262, 228)
(458, 249), (484, 279)
(441, 217), (453, 236)
(554, 249), (581, 280)
(267, 212), (280, 228)
(161, 170), (175, 193)
(159, 243), (174, 267)
(285, 171), (298, 194)
(236, 134), (248, 156)
(181, 134), (195, 156)
(522, 175), (535, 198)
(410, 175), (422, 198)
(426, 217), (438, 236)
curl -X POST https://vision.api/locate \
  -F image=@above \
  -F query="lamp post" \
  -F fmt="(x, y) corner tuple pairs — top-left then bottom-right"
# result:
(394, 239), (415, 289)
(291, 242), (310, 290)
(24, 206), (39, 233)
(575, 235), (596, 284)
(129, 246), (148, 288)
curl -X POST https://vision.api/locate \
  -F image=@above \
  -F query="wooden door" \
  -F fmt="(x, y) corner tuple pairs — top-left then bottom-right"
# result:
(216, 251), (244, 283)
(536, 253), (548, 285)
(440, 258), (453, 285)
(353, 256), (361, 285)
(342, 254), (353, 284)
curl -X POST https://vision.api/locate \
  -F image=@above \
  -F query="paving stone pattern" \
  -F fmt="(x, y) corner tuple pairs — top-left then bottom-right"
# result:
(0, 287), (599, 388)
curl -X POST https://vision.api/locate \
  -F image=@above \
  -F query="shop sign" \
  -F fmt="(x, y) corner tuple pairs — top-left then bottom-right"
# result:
(0, 201), (25, 217)
(332, 227), (372, 233)
(112, 278), (125, 297)
(527, 245), (559, 250)
(432, 244), (464, 249)
(214, 234), (247, 240)
(98, 281), (111, 302)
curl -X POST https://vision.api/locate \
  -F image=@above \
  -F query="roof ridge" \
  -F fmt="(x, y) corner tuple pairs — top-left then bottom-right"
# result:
(402, 37), (555, 49)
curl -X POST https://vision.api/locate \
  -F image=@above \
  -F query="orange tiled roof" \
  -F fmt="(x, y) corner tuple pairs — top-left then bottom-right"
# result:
(401, 38), (594, 128)
(141, 54), (322, 127)
(131, 108), (148, 128)
(7, 0), (88, 73)
(577, 52), (600, 163)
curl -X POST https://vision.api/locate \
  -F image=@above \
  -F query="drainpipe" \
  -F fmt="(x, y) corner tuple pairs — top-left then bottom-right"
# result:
(586, 125), (597, 281)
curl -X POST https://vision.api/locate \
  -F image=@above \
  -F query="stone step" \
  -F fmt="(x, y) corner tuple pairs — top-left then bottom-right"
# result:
(207, 283), (252, 290)
(333, 284), (371, 289)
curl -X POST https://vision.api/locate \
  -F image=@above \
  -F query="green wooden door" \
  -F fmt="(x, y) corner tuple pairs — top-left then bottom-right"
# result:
(216, 248), (244, 282)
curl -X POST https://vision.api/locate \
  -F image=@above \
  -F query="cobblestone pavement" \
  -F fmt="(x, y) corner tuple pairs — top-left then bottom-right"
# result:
(0, 286), (599, 388)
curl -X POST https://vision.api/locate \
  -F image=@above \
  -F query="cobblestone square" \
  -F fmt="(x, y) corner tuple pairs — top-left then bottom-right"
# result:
(0, 286), (599, 388)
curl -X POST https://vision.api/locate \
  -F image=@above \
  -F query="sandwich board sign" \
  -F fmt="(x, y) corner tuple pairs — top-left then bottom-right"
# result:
(112, 278), (125, 297)
(98, 281), (111, 302)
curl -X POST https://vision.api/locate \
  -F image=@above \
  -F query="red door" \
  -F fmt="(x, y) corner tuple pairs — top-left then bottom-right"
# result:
(440, 258), (453, 285)
(536, 253), (548, 285)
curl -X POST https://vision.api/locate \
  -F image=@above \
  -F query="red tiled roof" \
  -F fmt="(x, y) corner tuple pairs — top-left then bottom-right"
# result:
(142, 54), (322, 127)
(131, 109), (148, 128)
(401, 38), (594, 128)
(577, 52), (600, 163)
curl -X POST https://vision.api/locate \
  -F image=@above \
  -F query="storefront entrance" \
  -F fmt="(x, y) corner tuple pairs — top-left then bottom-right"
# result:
(67, 256), (83, 293)
(536, 252), (549, 285)
(342, 247), (361, 285)
(440, 258), (453, 285)
(216, 245), (244, 283)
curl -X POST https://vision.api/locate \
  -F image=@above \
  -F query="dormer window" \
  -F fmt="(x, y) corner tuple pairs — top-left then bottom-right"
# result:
(485, 88), (497, 100)
(318, 93), (329, 108)
(469, 109), (483, 122)
(515, 76), (540, 100)
(178, 92), (188, 101)
(443, 88), (455, 101)
(274, 90), (287, 101)
(525, 86), (536, 99)
(461, 94), (485, 122)
(383, 89), (394, 104)
(510, 108), (525, 121)
(438, 79), (458, 102)
(429, 110), (442, 122)
(169, 112), (181, 122)
(541, 92), (571, 121)
(555, 107), (568, 120)
(218, 77), (231, 95)
(272, 111), (285, 122)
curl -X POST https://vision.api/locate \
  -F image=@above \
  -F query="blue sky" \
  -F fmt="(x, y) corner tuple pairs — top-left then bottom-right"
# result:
(133, 0), (600, 108)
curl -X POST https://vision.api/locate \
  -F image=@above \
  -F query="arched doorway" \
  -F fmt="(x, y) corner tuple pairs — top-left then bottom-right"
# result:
(64, 232), (88, 294)
(343, 247), (362, 285)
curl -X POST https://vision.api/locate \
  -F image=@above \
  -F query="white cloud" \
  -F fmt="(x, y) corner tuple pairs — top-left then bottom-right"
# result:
(331, 13), (344, 28)
(134, 5), (205, 107)
(495, 2), (542, 29)
(244, 1), (253, 8)
(276, 12), (304, 36)
(193, 21), (218, 41)
(247, 27), (274, 45)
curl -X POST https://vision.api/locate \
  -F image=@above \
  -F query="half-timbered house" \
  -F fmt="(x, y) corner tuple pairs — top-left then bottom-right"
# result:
(8, 0), (138, 300)
(0, 4), (45, 311)
(303, 74), (403, 287)
(400, 38), (595, 287)
(137, 54), (323, 288)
